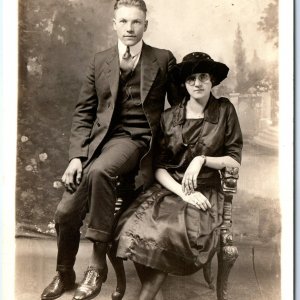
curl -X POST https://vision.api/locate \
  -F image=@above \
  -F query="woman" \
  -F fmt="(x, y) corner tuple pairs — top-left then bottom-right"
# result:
(114, 52), (243, 300)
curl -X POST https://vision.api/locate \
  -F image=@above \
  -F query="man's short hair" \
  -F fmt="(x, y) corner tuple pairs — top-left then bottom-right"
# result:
(114, 0), (147, 15)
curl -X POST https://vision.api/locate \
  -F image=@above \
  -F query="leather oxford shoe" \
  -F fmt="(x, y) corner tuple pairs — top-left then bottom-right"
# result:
(73, 266), (108, 300)
(41, 270), (76, 300)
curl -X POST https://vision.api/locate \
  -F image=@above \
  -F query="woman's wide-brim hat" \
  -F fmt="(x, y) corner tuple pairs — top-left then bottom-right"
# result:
(171, 52), (229, 86)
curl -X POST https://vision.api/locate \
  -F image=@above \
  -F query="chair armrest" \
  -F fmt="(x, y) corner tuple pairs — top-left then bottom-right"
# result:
(220, 167), (239, 194)
(219, 167), (239, 232)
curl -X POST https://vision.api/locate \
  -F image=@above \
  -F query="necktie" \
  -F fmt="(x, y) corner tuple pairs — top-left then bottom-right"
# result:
(120, 46), (134, 79)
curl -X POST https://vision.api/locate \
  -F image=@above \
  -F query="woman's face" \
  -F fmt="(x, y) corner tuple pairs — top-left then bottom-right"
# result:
(185, 73), (212, 100)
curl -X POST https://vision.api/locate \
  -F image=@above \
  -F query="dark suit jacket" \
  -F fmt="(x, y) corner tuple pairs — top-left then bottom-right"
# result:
(68, 43), (180, 188)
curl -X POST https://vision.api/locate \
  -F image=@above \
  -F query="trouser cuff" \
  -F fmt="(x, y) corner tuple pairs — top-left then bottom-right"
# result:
(86, 227), (111, 243)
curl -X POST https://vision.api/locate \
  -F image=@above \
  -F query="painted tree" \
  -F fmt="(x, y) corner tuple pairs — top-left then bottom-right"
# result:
(233, 24), (249, 93)
(17, 0), (115, 230)
(247, 50), (268, 92)
(257, 0), (278, 96)
(257, 0), (278, 48)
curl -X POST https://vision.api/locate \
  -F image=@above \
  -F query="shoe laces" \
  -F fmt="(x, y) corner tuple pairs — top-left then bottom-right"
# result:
(82, 269), (99, 285)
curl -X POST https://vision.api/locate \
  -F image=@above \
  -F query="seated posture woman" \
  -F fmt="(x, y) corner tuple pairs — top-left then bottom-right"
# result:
(114, 52), (243, 300)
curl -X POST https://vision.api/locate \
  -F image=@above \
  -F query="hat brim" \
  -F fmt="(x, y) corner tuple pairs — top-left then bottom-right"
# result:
(171, 60), (229, 86)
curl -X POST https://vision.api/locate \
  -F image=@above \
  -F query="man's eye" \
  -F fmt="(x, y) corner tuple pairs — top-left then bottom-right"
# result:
(133, 20), (141, 24)
(120, 20), (126, 23)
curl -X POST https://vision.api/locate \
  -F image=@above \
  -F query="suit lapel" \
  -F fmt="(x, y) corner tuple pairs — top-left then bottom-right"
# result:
(141, 43), (159, 103)
(104, 46), (120, 104)
(104, 44), (159, 104)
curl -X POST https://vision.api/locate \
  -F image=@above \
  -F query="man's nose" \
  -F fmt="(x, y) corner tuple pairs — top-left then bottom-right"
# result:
(126, 22), (134, 32)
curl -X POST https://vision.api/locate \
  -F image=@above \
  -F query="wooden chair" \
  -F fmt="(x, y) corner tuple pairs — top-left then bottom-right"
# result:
(108, 167), (239, 300)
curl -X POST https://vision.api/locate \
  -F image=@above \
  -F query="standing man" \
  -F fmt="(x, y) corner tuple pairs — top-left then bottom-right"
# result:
(41, 1), (180, 300)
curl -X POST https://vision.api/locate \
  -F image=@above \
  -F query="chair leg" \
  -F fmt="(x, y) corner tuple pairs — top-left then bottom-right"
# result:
(107, 248), (126, 300)
(203, 257), (215, 290)
(216, 231), (238, 300)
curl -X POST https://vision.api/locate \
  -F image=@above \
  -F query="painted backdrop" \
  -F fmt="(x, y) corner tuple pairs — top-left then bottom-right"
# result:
(17, 0), (280, 253)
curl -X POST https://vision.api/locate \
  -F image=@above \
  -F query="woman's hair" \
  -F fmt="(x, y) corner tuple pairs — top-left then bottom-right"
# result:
(209, 74), (217, 86)
(114, 0), (147, 15)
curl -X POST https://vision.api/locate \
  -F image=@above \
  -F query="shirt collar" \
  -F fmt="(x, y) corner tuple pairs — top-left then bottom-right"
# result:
(172, 93), (220, 127)
(118, 40), (143, 58)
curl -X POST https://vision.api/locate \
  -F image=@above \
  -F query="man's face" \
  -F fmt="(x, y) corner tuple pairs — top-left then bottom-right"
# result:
(113, 6), (148, 46)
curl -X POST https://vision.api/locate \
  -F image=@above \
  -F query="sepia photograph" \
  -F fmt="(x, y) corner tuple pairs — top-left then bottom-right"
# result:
(1, 0), (294, 299)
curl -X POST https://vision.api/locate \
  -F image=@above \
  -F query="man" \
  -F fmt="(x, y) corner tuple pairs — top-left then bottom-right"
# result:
(41, 1), (180, 300)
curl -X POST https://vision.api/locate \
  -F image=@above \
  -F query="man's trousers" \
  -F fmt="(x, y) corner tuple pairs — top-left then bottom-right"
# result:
(54, 136), (146, 272)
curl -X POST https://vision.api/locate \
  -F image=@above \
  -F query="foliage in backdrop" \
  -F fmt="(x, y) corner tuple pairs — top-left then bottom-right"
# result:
(17, 0), (115, 234)
(17, 0), (279, 241)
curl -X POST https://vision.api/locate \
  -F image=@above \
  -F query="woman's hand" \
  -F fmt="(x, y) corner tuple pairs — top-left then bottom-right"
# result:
(181, 191), (211, 211)
(62, 158), (82, 193)
(182, 156), (205, 195)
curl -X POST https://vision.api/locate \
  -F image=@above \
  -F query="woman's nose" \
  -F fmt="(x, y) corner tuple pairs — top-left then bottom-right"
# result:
(194, 77), (202, 86)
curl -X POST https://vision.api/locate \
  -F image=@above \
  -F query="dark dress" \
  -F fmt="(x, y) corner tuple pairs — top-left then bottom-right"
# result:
(115, 95), (243, 276)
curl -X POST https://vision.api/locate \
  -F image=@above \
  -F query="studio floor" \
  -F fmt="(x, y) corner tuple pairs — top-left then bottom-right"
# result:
(15, 237), (280, 300)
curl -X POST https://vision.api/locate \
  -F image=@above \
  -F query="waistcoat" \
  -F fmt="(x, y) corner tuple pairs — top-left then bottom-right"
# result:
(110, 58), (151, 144)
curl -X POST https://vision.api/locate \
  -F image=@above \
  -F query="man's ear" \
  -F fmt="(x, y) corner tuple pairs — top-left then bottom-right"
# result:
(144, 20), (148, 32)
(113, 18), (117, 31)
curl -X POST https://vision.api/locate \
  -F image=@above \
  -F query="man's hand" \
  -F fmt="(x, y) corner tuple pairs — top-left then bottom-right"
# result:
(61, 158), (82, 193)
(182, 156), (205, 195)
(181, 191), (211, 211)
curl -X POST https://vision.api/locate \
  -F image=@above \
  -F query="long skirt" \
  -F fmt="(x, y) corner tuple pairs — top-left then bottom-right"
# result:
(114, 183), (224, 276)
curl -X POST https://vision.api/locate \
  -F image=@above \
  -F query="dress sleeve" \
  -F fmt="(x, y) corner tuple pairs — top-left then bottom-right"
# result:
(224, 102), (243, 164)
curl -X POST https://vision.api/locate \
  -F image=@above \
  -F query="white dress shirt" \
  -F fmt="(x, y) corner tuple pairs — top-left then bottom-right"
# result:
(118, 40), (143, 70)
